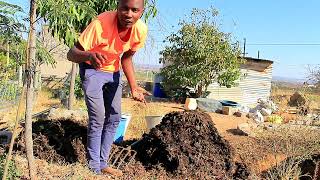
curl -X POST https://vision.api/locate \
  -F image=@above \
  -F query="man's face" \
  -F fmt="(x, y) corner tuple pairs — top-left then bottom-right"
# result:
(117, 0), (144, 29)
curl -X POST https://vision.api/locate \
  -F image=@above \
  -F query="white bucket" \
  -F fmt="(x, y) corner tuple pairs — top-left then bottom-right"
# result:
(145, 115), (163, 132)
(184, 98), (197, 110)
(121, 114), (132, 135)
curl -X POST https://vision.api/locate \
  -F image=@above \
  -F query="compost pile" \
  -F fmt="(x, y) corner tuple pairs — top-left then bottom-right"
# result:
(16, 119), (88, 164)
(135, 111), (249, 179)
(14, 111), (249, 179)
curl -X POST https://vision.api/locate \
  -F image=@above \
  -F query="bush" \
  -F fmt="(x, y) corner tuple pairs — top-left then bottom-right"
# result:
(160, 8), (243, 98)
(0, 154), (21, 180)
(61, 75), (84, 100)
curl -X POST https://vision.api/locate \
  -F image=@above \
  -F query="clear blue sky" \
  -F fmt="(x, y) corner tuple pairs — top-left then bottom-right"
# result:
(6, 0), (320, 80)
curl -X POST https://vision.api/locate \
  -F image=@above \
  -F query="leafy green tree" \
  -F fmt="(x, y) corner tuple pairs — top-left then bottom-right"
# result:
(0, 1), (25, 67)
(37, 0), (157, 109)
(160, 8), (243, 98)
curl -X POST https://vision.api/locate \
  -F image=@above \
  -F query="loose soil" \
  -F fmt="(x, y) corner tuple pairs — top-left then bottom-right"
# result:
(134, 111), (249, 179)
(15, 119), (87, 165)
(13, 111), (250, 179)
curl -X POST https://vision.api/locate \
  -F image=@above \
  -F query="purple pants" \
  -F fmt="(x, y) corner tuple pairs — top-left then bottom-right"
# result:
(80, 63), (122, 173)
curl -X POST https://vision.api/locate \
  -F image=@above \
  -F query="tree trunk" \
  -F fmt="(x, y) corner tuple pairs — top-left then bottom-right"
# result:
(34, 65), (41, 90)
(6, 43), (9, 66)
(25, 0), (37, 179)
(68, 63), (77, 110)
(18, 66), (23, 87)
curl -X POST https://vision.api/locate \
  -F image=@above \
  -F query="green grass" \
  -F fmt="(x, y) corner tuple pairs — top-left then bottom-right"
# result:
(0, 154), (21, 180)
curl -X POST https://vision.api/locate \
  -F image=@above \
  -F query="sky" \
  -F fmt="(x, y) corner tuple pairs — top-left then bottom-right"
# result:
(6, 0), (320, 80)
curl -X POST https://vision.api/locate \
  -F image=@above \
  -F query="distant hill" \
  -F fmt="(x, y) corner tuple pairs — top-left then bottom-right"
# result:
(272, 76), (306, 84)
(272, 76), (307, 88)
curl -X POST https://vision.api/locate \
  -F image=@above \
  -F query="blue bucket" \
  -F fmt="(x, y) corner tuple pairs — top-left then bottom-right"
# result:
(153, 83), (166, 98)
(114, 114), (131, 143)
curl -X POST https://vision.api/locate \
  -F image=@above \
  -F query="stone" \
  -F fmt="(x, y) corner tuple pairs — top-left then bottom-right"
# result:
(222, 106), (238, 115)
(289, 92), (306, 107)
(261, 108), (272, 116)
(237, 123), (250, 136)
(234, 111), (242, 117)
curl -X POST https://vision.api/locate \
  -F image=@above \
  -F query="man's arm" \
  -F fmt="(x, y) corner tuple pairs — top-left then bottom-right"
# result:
(121, 50), (151, 103)
(67, 42), (106, 68)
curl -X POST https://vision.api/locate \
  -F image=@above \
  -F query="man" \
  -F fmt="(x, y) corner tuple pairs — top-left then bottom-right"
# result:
(67, 0), (150, 176)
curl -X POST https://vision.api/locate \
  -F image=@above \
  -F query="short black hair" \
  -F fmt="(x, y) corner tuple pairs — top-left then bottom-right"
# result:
(117, 0), (145, 6)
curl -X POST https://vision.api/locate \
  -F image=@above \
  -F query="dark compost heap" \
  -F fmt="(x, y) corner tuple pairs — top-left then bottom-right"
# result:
(14, 111), (249, 179)
(134, 111), (249, 179)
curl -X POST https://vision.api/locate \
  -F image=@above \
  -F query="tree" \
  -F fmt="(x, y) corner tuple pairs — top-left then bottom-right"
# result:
(25, 0), (37, 178)
(37, 0), (157, 110)
(308, 65), (320, 87)
(160, 8), (243, 98)
(0, 1), (25, 81)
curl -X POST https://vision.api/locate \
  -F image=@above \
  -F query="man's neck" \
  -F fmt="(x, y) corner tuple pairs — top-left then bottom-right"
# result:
(117, 21), (132, 42)
(117, 21), (129, 33)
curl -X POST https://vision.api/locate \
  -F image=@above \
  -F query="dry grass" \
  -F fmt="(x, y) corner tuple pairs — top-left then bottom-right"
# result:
(121, 98), (183, 140)
(14, 155), (111, 180)
(271, 85), (320, 111)
(238, 125), (320, 179)
(3, 88), (320, 179)
(0, 89), (60, 129)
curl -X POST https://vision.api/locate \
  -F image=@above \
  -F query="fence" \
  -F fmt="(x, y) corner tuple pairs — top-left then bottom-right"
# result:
(0, 81), (21, 110)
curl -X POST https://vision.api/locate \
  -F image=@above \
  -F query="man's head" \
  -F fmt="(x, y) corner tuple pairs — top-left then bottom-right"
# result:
(117, 0), (144, 29)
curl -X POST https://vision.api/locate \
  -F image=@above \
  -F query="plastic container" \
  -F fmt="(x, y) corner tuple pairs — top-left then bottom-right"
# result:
(114, 114), (131, 143)
(184, 98), (197, 110)
(220, 100), (240, 107)
(153, 74), (166, 98)
(145, 116), (163, 132)
(153, 83), (166, 98)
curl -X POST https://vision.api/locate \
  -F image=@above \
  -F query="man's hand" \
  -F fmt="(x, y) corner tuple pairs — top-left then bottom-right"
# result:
(89, 52), (107, 69)
(131, 87), (152, 104)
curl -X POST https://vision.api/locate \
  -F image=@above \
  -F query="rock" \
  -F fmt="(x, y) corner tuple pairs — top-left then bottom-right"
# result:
(289, 92), (306, 107)
(237, 123), (258, 136)
(196, 98), (222, 113)
(253, 111), (264, 123)
(222, 106), (238, 115)
(262, 124), (279, 131)
(296, 120), (305, 125)
(258, 99), (278, 112)
(261, 108), (272, 116)
(237, 123), (250, 136)
(247, 113), (255, 119)
(234, 111), (243, 117)
(47, 108), (88, 121)
(239, 105), (250, 114)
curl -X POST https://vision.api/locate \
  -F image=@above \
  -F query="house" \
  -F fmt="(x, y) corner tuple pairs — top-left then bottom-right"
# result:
(39, 26), (72, 78)
(207, 57), (274, 107)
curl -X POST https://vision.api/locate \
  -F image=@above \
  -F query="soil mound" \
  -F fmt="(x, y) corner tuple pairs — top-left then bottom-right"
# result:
(14, 111), (249, 179)
(16, 119), (87, 164)
(135, 111), (249, 179)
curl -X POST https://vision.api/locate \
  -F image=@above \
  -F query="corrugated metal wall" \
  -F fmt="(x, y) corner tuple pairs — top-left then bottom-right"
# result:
(207, 63), (273, 106)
